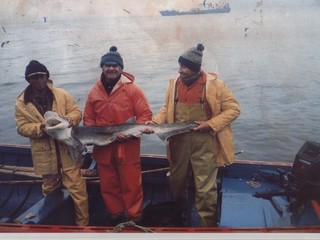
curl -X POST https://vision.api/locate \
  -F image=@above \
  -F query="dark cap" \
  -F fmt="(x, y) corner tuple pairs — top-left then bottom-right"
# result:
(25, 60), (50, 81)
(100, 46), (124, 69)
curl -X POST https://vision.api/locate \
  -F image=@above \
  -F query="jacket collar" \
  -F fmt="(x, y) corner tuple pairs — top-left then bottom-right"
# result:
(173, 70), (218, 86)
(202, 70), (217, 82)
(17, 79), (54, 102)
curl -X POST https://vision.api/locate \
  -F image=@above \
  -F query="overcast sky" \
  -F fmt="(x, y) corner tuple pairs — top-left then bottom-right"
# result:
(0, 0), (202, 23)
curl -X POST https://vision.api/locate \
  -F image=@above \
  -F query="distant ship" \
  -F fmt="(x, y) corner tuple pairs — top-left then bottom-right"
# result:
(160, 1), (231, 16)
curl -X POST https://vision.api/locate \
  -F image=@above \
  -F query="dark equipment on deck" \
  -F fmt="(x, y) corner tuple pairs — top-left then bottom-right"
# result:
(140, 201), (185, 227)
(253, 141), (320, 213)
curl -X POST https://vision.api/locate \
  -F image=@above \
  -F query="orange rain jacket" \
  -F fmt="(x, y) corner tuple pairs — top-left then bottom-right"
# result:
(83, 71), (152, 163)
(84, 71), (152, 127)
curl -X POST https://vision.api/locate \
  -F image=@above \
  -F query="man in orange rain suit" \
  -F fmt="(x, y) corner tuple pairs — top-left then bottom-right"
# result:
(83, 46), (152, 225)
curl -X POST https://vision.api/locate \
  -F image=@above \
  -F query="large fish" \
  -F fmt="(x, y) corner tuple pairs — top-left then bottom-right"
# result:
(44, 111), (197, 160)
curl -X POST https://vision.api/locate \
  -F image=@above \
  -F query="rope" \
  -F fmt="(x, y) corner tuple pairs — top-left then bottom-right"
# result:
(141, 167), (169, 174)
(112, 221), (154, 233)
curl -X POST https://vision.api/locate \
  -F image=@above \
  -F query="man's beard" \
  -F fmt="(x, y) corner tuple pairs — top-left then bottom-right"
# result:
(180, 71), (201, 86)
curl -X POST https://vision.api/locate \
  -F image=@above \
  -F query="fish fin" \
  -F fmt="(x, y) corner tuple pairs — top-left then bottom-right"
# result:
(68, 133), (86, 160)
(68, 145), (86, 161)
(68, 142), (86, 160)
(125, 117), (137, 124)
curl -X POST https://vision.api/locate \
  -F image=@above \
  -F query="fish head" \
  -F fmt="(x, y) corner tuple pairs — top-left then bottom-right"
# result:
(44, 111), (86, 161)
(44, 111), (69, 128)
(44, 111), (71, 141)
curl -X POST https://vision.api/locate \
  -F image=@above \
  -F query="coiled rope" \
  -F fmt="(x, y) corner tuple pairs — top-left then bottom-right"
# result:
(112, 221), (154, 233)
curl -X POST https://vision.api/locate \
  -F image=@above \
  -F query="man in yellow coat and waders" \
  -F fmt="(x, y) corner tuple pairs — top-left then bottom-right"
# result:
(15, 60), (89, 225)
(147, 44), (240, 227)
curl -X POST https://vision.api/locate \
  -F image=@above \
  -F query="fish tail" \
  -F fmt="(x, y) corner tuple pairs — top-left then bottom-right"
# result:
(156, 129), (191, 142)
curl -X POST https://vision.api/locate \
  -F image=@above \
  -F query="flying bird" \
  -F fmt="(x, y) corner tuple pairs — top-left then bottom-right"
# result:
(1, 41), (10, 48)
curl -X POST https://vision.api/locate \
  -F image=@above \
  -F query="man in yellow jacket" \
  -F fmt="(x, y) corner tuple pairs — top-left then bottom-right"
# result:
(15, 60), (89, 226)
(148, 44), (240, 227)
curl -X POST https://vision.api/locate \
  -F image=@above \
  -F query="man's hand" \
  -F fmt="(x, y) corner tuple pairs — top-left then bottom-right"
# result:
(41, 123), (47, 134)
(142, 127), (154, 134)
(144, 121), (156, 134)
(116, 133), (133, 141)
(193, 121), (211, 132)
(64, 117), (75, 128)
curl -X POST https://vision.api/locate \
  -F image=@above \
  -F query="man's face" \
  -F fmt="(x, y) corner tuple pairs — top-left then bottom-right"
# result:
(102, 64), (122, 81)
(178, 63), (198, 80)
(28, 74), (48, 91)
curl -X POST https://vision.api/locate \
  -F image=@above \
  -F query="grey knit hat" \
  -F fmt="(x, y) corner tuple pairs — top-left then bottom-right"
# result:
(178, 43), (204, 72)
(100, 46), (124, 69)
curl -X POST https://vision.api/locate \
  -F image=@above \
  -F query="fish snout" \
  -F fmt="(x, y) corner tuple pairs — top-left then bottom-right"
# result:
(45, 117), (63, 127)
(45, 121), (69, 130)
(44, 111), (69, 126)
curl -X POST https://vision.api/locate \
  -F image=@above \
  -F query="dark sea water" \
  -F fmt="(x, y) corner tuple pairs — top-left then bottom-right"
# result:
(1, 0), (319, 163)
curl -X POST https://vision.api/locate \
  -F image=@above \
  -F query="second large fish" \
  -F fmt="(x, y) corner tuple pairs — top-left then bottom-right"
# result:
(44, 111), (197, 160)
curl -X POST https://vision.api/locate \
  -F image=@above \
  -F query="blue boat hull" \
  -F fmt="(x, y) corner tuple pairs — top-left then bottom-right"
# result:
(1, 144), (320, 232)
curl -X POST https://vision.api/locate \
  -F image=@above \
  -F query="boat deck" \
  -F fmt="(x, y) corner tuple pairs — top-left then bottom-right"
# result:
(1, 144), (320, 232)
(220, 176), (320, 228)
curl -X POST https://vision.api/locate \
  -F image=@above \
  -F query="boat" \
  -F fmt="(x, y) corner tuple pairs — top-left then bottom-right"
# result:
(159, 1), (231, 16)
(1, 141), (320, 233)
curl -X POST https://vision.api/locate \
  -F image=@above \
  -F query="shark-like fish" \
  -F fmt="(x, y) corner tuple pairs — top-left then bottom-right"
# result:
(44, 111), (197, 160)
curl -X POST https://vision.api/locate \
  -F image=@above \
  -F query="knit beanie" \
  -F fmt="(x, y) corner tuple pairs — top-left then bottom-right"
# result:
(25, 60), (50, 81)
(178, 43), (204, 72)
(100, 46), (124, 69)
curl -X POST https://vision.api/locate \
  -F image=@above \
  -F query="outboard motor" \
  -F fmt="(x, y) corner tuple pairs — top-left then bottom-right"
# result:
(253, 141), (320, 214)
(289, 141), (320, 202)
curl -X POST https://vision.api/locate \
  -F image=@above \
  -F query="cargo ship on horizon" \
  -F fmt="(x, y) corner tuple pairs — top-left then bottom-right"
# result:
(160, 1), (230, 16)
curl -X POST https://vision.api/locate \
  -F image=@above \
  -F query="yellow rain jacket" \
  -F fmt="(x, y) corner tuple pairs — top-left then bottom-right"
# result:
(152, 71), (240, 167)
(15, 80), (83, 175)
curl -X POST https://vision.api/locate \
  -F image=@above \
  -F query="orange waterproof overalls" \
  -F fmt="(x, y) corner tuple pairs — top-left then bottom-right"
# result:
(83, 72), (152, 220)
